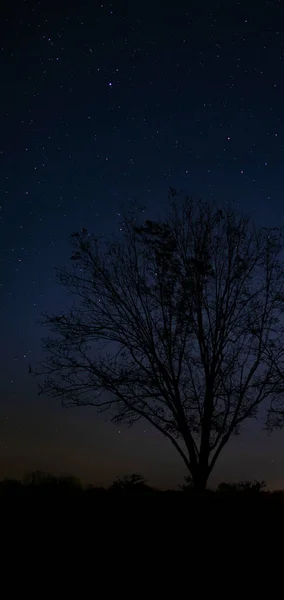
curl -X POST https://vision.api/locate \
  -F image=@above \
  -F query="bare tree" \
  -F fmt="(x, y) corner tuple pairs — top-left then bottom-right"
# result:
(36, 192), (284, 490)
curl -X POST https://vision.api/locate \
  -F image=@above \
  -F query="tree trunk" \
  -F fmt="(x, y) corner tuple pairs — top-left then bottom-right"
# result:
(194, 380), (213, 492)
(192, 467), (209, 492)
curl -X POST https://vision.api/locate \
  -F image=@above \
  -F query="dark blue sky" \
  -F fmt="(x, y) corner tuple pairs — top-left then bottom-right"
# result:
(1, 0), (284, 489)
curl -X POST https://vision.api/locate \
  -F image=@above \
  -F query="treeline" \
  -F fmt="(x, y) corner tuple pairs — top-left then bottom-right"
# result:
(1, 471), (284, 502)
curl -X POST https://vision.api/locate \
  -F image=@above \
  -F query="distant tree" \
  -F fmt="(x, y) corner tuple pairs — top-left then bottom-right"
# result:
(23, 470), (56, 486)
(217, 482), (238, 494)
(178, 474), (194, 493)
(108, 473), (153, 493)
(217, 480), (266, 494)
(238, 480), (266, 493)
(36, 191), (284, 491)
(23, 471), (82, 493)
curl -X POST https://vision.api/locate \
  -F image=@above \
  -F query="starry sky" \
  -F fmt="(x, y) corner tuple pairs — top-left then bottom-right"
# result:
(2, 0), (284, 490)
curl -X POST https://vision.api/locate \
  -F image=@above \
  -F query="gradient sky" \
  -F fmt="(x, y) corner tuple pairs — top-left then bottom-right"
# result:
(1, 0), (284, 490)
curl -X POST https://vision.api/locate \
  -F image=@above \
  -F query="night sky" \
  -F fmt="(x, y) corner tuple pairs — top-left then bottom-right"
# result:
(2, 0), (284, 490)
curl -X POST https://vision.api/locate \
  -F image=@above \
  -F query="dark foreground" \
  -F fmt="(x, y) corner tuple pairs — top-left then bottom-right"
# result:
(1, 475), (279, 553)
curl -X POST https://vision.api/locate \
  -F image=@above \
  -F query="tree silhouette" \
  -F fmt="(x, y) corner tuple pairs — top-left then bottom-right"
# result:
(108, 473), (153, 493)
(36, 191), (284, 490)
(217, 480), (266, 494)
(22, 471), (82, 494)
(23, 470), (55, 486)
(238, 480), (266, 493)
(178, 474), (195, 493)
(217, 482), (238, 494)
